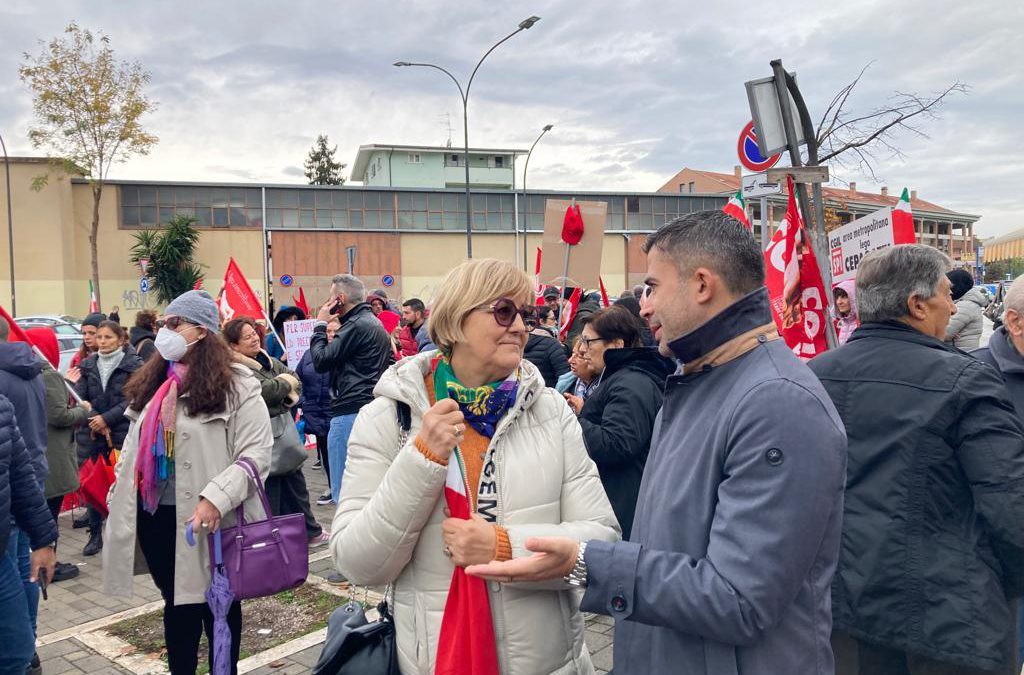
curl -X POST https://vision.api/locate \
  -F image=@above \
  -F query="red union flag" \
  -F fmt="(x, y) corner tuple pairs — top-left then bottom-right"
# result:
(722, 190), (751, 229)
(219, 258), (264, 322)
(533, 247), (545, 306)
(764, 177), (829, 361)
(559, 287), (584, 341)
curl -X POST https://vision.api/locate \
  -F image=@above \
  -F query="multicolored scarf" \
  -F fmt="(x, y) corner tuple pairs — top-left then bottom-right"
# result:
(433, 357), (519, 675)
(433, 357), (519, 438)
(137, 362), (187, 514)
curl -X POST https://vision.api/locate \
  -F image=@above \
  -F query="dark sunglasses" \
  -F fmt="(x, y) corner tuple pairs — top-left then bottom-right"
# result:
(480, 298), (532, 328)
(163, 316), (197, 330)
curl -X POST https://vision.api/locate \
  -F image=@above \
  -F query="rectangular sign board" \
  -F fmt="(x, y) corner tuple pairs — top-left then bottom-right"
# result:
(539, 199), (607, 290)
(283, 319), (317, 365)
(828, 206), (915, 284)
(742, 173), (782, 198)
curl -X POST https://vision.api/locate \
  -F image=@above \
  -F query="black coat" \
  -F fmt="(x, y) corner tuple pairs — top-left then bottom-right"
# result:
(296, 349), (333, 436)
(0, 342), (47, 486)
(309, 303), (395, 417)
(128, 326), (158, 362)
(809, 321), (1024, 671)
(523, 333), (569, 388)
(74, 348), (143, 459)
(578, 347), (674, 540)
(0, 393), (57, 554)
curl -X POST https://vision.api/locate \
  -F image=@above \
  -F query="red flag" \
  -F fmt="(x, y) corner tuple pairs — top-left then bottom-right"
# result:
(723, 190), (751, 229)
(558, 287), (583, 341)
(0, 304), (31, 344)
(598, 277), (611, 308)
(533, 248), (546, 305)
(193, 278), (203, 291)
(219, 258), (265, 322)
(560, 204), (584, 245)
(764, 177), (829, 361)
(292, 287), (310, 317)
(435, 454), (500, 675)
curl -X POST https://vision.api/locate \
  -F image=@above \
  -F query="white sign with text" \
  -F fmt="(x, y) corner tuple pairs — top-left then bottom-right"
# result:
(283, 319), (317, 365)
(828, 206), (895, 285)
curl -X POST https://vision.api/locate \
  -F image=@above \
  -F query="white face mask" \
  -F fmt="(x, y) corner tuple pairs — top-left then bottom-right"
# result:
(154, 327), (199, 362)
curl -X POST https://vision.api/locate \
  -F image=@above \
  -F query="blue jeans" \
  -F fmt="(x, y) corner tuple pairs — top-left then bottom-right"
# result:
(327, 414), (358, 503)
(0, 554), (34, 674)
(5, 526), (37, 636)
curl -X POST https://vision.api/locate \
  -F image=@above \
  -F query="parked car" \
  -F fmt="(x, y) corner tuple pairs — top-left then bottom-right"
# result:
(15, 316), (84, 373)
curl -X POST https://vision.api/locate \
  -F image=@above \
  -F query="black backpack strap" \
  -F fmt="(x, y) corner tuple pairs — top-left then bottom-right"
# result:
(396, 402), (412, 433)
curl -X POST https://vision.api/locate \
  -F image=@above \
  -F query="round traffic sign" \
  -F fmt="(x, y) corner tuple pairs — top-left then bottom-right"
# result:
(140, 277), (150, 294)
(381, 274), (395, 288)
(737, 121), (781, 172)
(279, 274), (294, 287)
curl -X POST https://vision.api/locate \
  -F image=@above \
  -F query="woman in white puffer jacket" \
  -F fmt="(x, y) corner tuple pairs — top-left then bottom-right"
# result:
(329, 258), (620, 675)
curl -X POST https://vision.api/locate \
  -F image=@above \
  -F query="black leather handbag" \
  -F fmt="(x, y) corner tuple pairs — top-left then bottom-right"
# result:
(313, 402), (410, 675)
(312, 599), (398, 675)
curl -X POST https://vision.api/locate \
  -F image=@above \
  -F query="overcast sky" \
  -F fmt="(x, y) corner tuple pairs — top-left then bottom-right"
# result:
(1, 0), (1020, 237)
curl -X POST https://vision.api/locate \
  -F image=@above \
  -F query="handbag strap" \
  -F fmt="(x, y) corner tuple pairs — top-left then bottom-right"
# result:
(235, 456), (274, 525)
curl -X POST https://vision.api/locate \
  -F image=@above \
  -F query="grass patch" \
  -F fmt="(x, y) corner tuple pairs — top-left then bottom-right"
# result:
(106, 584), (351, 671)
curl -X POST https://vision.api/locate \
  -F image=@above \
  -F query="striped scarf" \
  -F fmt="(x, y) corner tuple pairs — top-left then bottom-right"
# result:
(137, 362), (187, 514)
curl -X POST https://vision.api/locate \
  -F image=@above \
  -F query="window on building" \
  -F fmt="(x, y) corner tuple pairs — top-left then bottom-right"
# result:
(448, 154), (464, 167)
(370, 164), (376, 178)
(688, 182), (695, 193)
(626, 197), (640, 213)
(408, 153), (422, 164)
(492, 156), (505, 168)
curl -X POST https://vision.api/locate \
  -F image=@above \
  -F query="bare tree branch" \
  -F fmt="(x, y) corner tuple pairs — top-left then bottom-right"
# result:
(815, 70), (968, 167)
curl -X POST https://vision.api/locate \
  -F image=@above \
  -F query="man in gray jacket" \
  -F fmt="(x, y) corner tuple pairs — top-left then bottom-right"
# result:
(469, 211), (848, 675)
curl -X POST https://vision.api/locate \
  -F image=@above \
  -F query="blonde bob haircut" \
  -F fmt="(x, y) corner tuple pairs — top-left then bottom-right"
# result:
(428, 258), (533, 355)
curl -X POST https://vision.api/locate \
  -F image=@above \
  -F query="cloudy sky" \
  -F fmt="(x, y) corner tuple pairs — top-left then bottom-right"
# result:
(1, 0), (1020, 237)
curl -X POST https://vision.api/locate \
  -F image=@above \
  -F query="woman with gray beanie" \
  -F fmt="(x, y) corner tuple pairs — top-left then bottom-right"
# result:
(104, 290), (273, 675)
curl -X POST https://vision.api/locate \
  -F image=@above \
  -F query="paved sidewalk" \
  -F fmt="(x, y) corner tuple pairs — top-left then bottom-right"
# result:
(37, 457), (613, 673)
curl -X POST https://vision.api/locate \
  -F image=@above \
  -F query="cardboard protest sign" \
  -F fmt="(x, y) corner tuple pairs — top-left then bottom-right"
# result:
(828, 205), (916, 285)
(283, 319), (317, 365)
(539, 199), (606, 290)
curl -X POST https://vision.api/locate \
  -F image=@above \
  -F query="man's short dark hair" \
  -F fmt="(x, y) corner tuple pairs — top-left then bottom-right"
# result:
(402, 298), (426, 314)
(642, 210), (764, 296)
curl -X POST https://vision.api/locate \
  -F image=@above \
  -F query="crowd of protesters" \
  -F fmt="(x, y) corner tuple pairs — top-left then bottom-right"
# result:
(4, 209), (1024, 675)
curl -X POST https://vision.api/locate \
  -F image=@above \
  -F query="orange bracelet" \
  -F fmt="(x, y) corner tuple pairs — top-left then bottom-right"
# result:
(414, 436), (449, 466)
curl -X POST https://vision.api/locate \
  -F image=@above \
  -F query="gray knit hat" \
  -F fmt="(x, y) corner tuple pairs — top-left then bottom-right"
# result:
(164, 290), (221, 333)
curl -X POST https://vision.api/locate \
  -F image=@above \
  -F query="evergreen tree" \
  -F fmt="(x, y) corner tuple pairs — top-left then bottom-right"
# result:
(129, 215), (205, 305)
(304, 134), (346, 185)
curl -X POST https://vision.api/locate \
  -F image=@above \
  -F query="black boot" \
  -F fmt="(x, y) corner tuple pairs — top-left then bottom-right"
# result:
(52, 561), (80, 582)
(72, 511), (90, 529)
(83, 529), (103, 556)
(26, 651), (41, 675)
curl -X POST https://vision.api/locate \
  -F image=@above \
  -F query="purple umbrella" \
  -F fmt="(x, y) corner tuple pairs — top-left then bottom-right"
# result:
(187, 522), (235, 675)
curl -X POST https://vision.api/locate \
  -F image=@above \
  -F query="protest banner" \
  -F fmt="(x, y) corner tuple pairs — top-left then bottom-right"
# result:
(828, 199), (916, 285)
(539, 199), (606, 289)
(283, 319), (316, 365)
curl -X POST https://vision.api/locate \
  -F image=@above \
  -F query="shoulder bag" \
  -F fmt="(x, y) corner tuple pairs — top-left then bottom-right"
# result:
(312, 401), (410, 675)
(269, 411), (308, 476)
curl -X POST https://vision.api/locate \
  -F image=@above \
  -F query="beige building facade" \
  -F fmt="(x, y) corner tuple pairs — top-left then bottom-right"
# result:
(0, 157), (724, 323)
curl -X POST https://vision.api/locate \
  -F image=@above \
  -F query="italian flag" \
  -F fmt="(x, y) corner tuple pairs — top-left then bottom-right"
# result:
(723, 190), (751, 229)
(88, 279), (99, 313)
(892, 187), (916, 244)
(435, 454), (499, 675)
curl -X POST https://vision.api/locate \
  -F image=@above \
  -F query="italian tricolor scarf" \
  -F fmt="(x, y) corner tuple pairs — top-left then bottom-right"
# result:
(723, 190), (751, 229)
(432, 358), (518, 675)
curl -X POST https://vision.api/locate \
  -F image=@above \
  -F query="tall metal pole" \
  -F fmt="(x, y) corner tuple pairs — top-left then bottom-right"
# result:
(0, 133), (14, 315)
(395, 16), (540, 261)
(759, 195), (769, 250)
(770, 59), (838, 349)
(521, 124), (553, 271)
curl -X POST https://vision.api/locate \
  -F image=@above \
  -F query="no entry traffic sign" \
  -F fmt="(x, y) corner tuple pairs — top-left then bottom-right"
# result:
(737, 121), (781, 173)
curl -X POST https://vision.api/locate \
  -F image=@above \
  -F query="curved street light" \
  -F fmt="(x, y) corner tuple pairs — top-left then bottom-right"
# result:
(520, 124), (553, 271)
(394, 15), (541, 259)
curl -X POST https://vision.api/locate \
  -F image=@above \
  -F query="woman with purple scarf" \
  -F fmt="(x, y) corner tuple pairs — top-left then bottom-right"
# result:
(102, 291), (273, 675)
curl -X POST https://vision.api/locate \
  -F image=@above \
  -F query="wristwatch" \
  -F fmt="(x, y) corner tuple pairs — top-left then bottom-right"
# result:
(564, 541), (588, 587)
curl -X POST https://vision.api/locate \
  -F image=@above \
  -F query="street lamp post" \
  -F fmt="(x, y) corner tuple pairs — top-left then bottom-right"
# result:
(521, 124), (553, 271)
(0, 133), (14, 315)
(395, 15), (541, 259)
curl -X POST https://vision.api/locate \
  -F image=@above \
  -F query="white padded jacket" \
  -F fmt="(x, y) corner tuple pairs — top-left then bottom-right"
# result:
(330, 352), (620, 675)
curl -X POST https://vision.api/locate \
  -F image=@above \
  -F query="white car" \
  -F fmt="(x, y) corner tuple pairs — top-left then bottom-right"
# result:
(15, 315), (84, 373)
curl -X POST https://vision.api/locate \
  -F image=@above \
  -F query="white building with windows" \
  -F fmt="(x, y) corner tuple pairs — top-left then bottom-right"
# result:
(351, 144), (527, 189)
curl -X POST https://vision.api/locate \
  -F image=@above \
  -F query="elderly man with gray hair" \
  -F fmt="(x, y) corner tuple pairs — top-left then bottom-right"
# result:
(309, 274), (395, 505)
(809, 244), (1024, 675)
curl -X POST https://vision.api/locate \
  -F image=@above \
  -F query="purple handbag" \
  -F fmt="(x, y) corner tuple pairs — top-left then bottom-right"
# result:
(210, 456), (308, 599)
